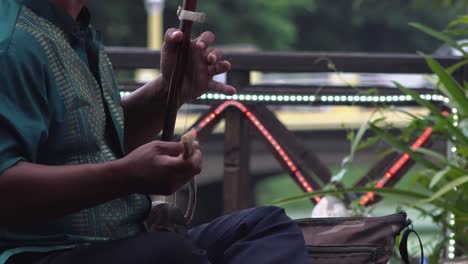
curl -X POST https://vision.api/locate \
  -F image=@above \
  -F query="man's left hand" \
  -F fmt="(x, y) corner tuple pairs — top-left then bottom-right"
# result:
(159, 29), (237, 106)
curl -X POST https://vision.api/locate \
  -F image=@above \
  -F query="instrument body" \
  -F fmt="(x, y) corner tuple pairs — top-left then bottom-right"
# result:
(149, 0), (201, 230)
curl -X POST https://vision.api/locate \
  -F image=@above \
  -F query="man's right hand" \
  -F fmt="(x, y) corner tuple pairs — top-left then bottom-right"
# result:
(118, 141), (202, 196)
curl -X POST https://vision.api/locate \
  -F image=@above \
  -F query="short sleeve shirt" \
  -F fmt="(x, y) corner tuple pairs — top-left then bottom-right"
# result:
(0, 1), (150, 262)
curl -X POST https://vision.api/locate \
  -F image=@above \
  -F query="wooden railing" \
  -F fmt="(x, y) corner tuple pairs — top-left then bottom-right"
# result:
(107, 47), (466, 213)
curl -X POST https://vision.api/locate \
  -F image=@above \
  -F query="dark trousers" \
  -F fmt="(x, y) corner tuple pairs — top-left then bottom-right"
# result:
(8, 206), (308, 264)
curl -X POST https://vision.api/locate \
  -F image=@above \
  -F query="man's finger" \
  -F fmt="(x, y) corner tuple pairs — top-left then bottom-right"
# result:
(192, 140), (200, 150)
(152, 141), (185, 157)
(208, 80), (237, 95)
(196, 31), (215, 50)
(165, 149), (202, 175)
(162, 28), (184, 53)
(208, 61), (231, 76)
(205, 49), (224, 64)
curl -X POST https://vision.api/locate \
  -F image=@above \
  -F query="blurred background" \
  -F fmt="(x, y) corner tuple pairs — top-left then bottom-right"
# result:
(88, 0), (466, 52)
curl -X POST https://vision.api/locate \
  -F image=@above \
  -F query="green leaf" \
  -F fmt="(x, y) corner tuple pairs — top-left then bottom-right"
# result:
(376, 148), (395, 160)
(413, 148), (468, 176)
(424, 176), (468, 203)
(357, 136), (380, 150)
(456, 146), (468, 157)
(349, 117), (371, 161)
(447, 16), (468, 29)
(370, 123), (441, 170)
(272, 187), (430, 205)
(414, 147), (448, 165)
(422, 54), (468, 115)
(410, 22), (466, 55)
(394, 82), (468, 145)
(444, 59), (468, 76)
(429, 166), (451, 189)
(271, 187), (466, 215)
(446, 29), (468, 36)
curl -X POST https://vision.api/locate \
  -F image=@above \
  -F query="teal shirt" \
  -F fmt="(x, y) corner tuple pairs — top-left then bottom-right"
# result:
(0, 0), (150, 262)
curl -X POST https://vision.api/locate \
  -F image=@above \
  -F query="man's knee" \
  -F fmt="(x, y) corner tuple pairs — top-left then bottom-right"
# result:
(240, 206), (291, 223)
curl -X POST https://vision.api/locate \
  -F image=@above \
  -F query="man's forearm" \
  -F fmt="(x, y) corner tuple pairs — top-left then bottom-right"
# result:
(0, 160), (132, 227)
(121, 77), (170, 153)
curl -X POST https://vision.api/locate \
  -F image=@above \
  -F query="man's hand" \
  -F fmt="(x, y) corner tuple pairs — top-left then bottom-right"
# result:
(119, 140), (202, 196)
(159, 28), (236, 106)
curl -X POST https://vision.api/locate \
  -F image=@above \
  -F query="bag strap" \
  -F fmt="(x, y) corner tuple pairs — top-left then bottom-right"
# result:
(399, 219), (424, 264)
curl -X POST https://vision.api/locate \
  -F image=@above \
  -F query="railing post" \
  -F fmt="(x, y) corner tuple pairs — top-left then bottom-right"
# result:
(223, 71), (252, 213)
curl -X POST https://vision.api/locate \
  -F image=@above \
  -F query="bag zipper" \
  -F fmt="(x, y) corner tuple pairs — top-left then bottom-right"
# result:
(307, 246), (382, 260)
(296, 211), (407, 224)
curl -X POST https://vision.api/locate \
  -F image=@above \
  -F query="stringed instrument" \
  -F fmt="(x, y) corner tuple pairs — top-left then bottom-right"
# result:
(146, 0), (205, 232)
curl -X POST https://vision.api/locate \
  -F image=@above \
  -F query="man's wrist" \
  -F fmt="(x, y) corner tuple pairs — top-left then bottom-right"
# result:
(149, 76), (169, 104)
(104, 158), (137, 194)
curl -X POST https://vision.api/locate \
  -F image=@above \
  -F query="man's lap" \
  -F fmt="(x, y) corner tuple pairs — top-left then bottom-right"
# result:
(7, 206), (308, 264)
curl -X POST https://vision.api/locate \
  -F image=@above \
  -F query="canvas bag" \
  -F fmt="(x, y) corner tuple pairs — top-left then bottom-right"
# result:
(296, 211), (424, 264)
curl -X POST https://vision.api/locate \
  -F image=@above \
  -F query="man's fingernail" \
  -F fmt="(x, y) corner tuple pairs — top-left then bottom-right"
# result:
(172, 31), (180, 37)
(209, 54), (216, 62)
(198, 41), (206, 49)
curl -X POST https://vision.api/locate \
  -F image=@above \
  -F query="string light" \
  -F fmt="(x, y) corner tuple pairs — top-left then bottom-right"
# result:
(448, 110), (457, 259)
(192, 100), (320, 202)
(448, 214), (456, 259)
(448, 213), (456, 259)
(197, 93), (446, 104)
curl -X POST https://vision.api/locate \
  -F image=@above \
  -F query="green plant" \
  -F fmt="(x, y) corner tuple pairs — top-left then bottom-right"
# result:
(274, 17), (468, 262)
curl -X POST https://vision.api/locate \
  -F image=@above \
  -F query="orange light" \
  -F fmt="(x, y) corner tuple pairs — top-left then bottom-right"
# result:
(195, 100), (320, 203)
(360, 124), (434, 206)
(376, 181), (385, 188)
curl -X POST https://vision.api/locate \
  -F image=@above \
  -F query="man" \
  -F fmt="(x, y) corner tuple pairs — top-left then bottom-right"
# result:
(0, 0), (309, 263)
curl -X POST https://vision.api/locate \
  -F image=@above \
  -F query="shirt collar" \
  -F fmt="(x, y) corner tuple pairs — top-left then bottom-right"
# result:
(23, 0), (91, 39)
